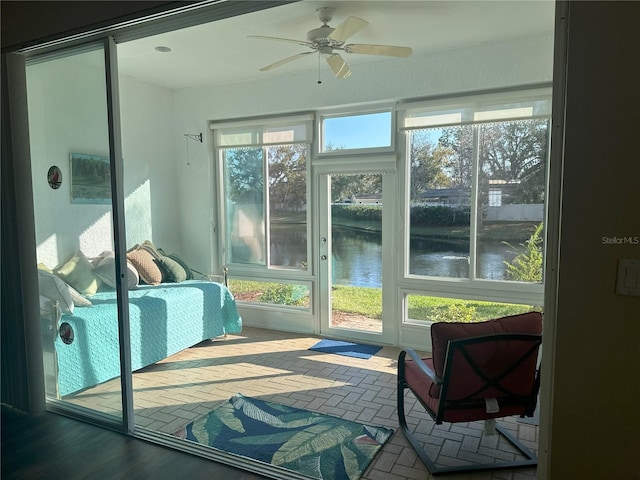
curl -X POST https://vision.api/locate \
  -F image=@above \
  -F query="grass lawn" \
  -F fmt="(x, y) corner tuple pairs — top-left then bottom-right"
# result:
(229, 280), (539, 323)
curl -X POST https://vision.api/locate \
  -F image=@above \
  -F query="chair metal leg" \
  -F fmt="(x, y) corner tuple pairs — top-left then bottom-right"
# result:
(397, 351), (537, 476)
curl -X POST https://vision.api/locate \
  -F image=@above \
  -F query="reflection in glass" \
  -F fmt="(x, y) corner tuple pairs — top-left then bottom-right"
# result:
(223, 144), (309, 269)
(224, 147), (265, 265)
(27, 46), (123, 420)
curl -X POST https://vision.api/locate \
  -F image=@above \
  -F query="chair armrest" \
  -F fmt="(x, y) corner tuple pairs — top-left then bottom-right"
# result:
(402, 348), (443, 385)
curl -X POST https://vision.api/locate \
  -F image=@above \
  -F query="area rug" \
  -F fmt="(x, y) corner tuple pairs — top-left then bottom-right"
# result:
(173, 394), (394, 480)
(308, 339), (382, 359)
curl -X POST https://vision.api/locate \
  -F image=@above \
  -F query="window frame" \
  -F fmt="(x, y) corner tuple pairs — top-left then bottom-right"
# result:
(397, 88), (551, 307)
(211, 113), (314, 278)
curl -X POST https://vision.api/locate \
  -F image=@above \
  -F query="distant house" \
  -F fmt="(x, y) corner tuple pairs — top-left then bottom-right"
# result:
(342, 193), (383, 205)
(416, 188), (471, 207)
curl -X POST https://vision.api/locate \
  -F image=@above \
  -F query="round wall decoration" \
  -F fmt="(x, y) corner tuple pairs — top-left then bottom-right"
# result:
(47, 166), (62, 189)
(59, 322), (74, 345)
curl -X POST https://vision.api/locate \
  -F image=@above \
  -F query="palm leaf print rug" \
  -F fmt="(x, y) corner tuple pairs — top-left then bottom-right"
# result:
(173, 393), (394, 480)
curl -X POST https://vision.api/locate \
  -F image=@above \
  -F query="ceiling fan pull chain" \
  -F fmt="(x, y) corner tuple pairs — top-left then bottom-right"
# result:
(317, 52), (322, 84)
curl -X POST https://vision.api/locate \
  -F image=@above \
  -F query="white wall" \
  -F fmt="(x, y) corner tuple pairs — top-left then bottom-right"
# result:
(485, 204), (544, 222)
(171, 34), (554, 273)
(27, 52), (113, 267)
(27, 54), (178, 268)
(119, 75), (179, 252)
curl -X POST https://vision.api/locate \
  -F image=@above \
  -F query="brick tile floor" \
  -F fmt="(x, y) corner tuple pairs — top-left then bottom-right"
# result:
(64, 326), (537, 480)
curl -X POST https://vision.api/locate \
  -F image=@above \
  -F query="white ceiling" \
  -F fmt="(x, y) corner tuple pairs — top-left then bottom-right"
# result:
(117, 0), (555, 91)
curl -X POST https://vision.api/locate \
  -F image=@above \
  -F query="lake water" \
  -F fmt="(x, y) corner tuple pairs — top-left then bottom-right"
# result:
(272, 225), (521, 287)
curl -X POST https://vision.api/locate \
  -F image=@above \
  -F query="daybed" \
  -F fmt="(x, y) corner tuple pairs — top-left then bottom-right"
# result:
(45, 280), (242, 397)
(38, 242), (242, 397)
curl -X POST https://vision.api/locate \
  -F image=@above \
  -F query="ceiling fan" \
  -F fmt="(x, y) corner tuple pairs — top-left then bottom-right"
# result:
(248, 7), (412, 79)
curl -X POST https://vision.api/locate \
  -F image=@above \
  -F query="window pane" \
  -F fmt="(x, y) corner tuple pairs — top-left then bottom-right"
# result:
(476, 119), (548, 282)
(406, 294), (540, 323)
(267, 144), (308, 270)
(224, 147), (265, 265)
(322, 111), (391, 151)
(229, 279), (310, 309)
(408, 126), (472, 278)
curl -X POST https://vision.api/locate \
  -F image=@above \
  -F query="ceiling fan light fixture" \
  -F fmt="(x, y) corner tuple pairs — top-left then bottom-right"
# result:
(316, 7), (335, 25)
(307, 26), (334, 43)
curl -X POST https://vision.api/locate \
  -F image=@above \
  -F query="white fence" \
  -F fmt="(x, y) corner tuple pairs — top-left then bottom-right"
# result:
(485, 204), (544, 222)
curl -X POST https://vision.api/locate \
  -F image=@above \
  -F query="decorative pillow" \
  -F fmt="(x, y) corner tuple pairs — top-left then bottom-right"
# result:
(54, 251), (101, 296)
(161, 251), (193, 280)
(125, 260), (140, 289)
(139, 239), (162, 258)
(93, 252), (139, 290)
(127, 248), (162, 285)
(68, 285), (92, 307)
(138, 241), (188, 283)
(37, 262), (53, 273)
(156, 255), (187, 283)
(37, 269), (74, 314)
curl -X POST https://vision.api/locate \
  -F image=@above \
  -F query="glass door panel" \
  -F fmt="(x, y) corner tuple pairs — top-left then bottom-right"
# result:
(27, 43), (124, 424)
(320, 173), (392, 343)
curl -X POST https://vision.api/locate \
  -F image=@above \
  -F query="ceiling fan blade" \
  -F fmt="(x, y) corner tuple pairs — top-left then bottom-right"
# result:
(248, 35), (313, 48)
(328, 16), (368, 43)
(259, 52), (314, 72)
(345, 44), (413, 57)
(326, 54), (351, 79)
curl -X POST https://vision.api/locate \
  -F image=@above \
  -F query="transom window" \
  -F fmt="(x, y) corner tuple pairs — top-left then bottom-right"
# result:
(320, 110), (393, 153)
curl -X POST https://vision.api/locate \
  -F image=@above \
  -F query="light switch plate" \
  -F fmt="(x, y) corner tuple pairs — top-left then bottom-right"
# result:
(616, 258), (640, 296)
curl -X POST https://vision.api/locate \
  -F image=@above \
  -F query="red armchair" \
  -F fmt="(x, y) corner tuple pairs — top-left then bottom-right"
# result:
(397, 311), (542, 475)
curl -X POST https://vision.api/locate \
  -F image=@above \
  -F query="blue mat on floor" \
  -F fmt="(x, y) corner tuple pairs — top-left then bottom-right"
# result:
(309, 339), (382, 359)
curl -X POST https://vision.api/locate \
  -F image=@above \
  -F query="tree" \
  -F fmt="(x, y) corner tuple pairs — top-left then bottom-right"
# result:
(503, 223), (544, 282)
(224, 147), (264, 204)
(438, 126), (474, 188)
(409, 129), (452, 201)
(479, 119), (549, 203)
(331, 174), (382, 203)
(267, 144), (307, 212)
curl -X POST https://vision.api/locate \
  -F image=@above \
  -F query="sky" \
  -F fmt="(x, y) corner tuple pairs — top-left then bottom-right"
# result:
(323, 111), (391, 150)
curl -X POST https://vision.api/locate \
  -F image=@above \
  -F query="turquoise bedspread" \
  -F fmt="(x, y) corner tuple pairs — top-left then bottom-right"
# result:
(54, 280), (242, 396)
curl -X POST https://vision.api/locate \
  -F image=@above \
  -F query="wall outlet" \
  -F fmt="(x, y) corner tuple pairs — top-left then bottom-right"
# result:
(616, 258), (640, 296)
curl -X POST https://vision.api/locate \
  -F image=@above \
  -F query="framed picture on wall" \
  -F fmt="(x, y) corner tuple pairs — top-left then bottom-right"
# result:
(70, 153), (111, 204)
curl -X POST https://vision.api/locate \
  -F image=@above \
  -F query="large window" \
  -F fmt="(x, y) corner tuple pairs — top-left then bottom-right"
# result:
(402, 91), (551, 289)
(214, 115), (312, 271)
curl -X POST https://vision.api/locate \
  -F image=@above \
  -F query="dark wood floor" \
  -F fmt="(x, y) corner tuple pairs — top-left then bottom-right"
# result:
(1, 405), (268, 480)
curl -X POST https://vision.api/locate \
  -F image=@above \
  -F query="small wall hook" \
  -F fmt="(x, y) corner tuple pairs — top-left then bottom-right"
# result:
(184, 133), (202, 143)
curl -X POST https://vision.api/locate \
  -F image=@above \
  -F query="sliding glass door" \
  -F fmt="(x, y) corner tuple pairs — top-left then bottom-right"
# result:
(26, 39), (131, 429)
